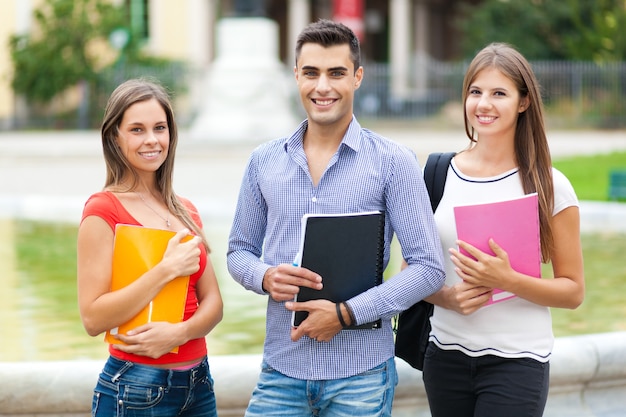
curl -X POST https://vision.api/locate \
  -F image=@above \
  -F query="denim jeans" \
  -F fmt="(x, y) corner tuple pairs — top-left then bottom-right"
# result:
(92, 356), (217, 417)
(244, 357), (397, 417)
(423, 343), (550, 417)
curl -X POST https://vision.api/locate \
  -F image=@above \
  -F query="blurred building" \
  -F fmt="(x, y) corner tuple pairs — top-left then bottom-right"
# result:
(0, 0), (476, 129)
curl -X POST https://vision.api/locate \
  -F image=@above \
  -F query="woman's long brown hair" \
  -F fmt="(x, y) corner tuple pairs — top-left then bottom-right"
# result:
(462, 43), (554, 262)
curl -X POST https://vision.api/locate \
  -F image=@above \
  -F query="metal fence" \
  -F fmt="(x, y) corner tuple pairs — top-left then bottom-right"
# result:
(354, 60), (626, 127)
(8, 60), (626, 130)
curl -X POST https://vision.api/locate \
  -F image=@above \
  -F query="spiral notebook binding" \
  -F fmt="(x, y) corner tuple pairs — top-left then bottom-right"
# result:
(368, 211), (385, 329)
(375, 211), (385, 280)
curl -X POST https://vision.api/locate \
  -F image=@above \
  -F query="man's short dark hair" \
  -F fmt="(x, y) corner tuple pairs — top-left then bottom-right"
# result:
(295, 19), (361, 72)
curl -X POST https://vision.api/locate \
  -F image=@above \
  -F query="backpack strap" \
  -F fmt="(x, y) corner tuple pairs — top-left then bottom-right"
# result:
(423, 152), (456, 212)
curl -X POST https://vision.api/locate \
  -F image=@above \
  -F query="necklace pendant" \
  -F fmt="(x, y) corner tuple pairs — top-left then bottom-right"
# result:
(166, 219), (171, 228)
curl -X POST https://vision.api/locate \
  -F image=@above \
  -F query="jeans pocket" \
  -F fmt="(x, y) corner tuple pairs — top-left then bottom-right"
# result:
(358, 359), (386, 377)
(118, 382), (165, 410)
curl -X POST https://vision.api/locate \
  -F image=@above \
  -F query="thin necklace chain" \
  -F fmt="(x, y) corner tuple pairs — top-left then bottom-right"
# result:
(136, 192), (171, 228)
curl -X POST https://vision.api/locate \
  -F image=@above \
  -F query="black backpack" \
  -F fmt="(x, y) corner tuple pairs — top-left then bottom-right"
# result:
(394, 152), (455, 370)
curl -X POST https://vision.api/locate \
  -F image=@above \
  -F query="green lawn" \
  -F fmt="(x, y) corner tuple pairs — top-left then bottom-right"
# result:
(552, 151), (626, 201)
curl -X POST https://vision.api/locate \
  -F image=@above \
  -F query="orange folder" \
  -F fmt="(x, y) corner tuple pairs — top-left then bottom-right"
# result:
(104, 224), (191, 353)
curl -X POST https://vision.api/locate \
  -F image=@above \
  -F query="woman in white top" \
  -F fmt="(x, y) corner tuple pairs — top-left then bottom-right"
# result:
(422, 42), (585, 417)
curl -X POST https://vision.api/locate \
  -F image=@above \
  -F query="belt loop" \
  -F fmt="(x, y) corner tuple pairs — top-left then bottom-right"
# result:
(111, 361), (133, 383)
(167, 369), (173, 388)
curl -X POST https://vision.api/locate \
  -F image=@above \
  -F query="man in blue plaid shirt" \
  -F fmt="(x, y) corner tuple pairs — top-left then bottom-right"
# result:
(227, 19), (445, 417)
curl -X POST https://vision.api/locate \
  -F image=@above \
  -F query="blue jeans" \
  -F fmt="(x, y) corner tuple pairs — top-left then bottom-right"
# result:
(245, 357), (397, 417)
(423, 343), (549, 417)
(92, 356), (217, 417)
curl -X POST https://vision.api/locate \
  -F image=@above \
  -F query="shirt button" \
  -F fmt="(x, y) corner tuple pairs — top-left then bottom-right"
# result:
(312, 197), (317, 203)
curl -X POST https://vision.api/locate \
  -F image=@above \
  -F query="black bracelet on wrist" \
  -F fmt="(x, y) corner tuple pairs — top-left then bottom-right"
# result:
(336, 302), (349, 328)
(342, 301), (356, 327)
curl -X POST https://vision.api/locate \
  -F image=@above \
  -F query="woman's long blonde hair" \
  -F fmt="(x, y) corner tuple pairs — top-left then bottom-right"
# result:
(462, 43), (554, 262)
(101, 78), (209, 252)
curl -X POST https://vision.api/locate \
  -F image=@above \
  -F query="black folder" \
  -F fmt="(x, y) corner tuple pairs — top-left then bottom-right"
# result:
(292, 211), (385, 329)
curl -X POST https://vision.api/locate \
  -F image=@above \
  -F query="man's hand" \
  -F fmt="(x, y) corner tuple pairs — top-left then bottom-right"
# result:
(440, 282), (492, 315)
(262, 264), (322, 302)
(285, 300), (342, 342)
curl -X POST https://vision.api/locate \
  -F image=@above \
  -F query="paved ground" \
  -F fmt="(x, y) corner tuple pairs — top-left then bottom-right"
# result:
(0, 126), (625, 226)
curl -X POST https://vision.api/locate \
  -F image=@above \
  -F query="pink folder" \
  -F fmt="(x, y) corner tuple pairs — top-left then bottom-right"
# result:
(453, 193), (540, 305)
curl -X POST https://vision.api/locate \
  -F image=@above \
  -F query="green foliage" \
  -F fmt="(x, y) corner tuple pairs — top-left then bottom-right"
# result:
(456, 0), (626, 62)
(9, 0), (187, 112)
(456, 0), (568, 60)
(9, 0), (123, 103)
(564, 0), (626, 61)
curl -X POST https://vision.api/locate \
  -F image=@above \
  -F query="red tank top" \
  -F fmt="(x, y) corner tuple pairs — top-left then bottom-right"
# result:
(81, 191), (208, 365)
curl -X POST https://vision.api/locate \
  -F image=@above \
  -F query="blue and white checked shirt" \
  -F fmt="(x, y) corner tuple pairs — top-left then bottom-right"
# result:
(227, 117), (445, 380)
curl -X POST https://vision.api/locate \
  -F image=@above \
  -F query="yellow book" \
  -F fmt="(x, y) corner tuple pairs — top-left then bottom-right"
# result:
(104, 224), (191, 353)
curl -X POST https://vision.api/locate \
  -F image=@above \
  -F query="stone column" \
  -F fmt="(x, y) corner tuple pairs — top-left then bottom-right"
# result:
(414, 0), (430, 98)
(389, 0), (411, 100)
(287, 0), (311, 68)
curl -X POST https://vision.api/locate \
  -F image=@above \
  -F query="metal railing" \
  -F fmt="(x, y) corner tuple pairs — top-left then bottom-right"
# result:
(354, 60), (626, 126)
(7, 60), (626, 130)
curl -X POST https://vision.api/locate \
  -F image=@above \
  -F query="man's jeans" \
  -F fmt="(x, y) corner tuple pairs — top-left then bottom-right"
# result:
(245, 357), (398, 417)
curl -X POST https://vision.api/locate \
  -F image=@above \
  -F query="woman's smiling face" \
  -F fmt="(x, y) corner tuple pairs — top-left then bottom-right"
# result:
(115, 98), (170, 176)
(465, 67), (528, 141)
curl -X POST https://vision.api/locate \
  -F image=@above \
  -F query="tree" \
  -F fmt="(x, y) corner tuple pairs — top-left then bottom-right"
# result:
(9, 0), (125, 103)
(456, 0), (626, 62)
(563, 0), (626, 61)
(9, 0), (186, 128)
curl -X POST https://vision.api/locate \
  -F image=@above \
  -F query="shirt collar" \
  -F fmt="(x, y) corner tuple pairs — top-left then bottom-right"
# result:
(284, 116), (362, 153)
